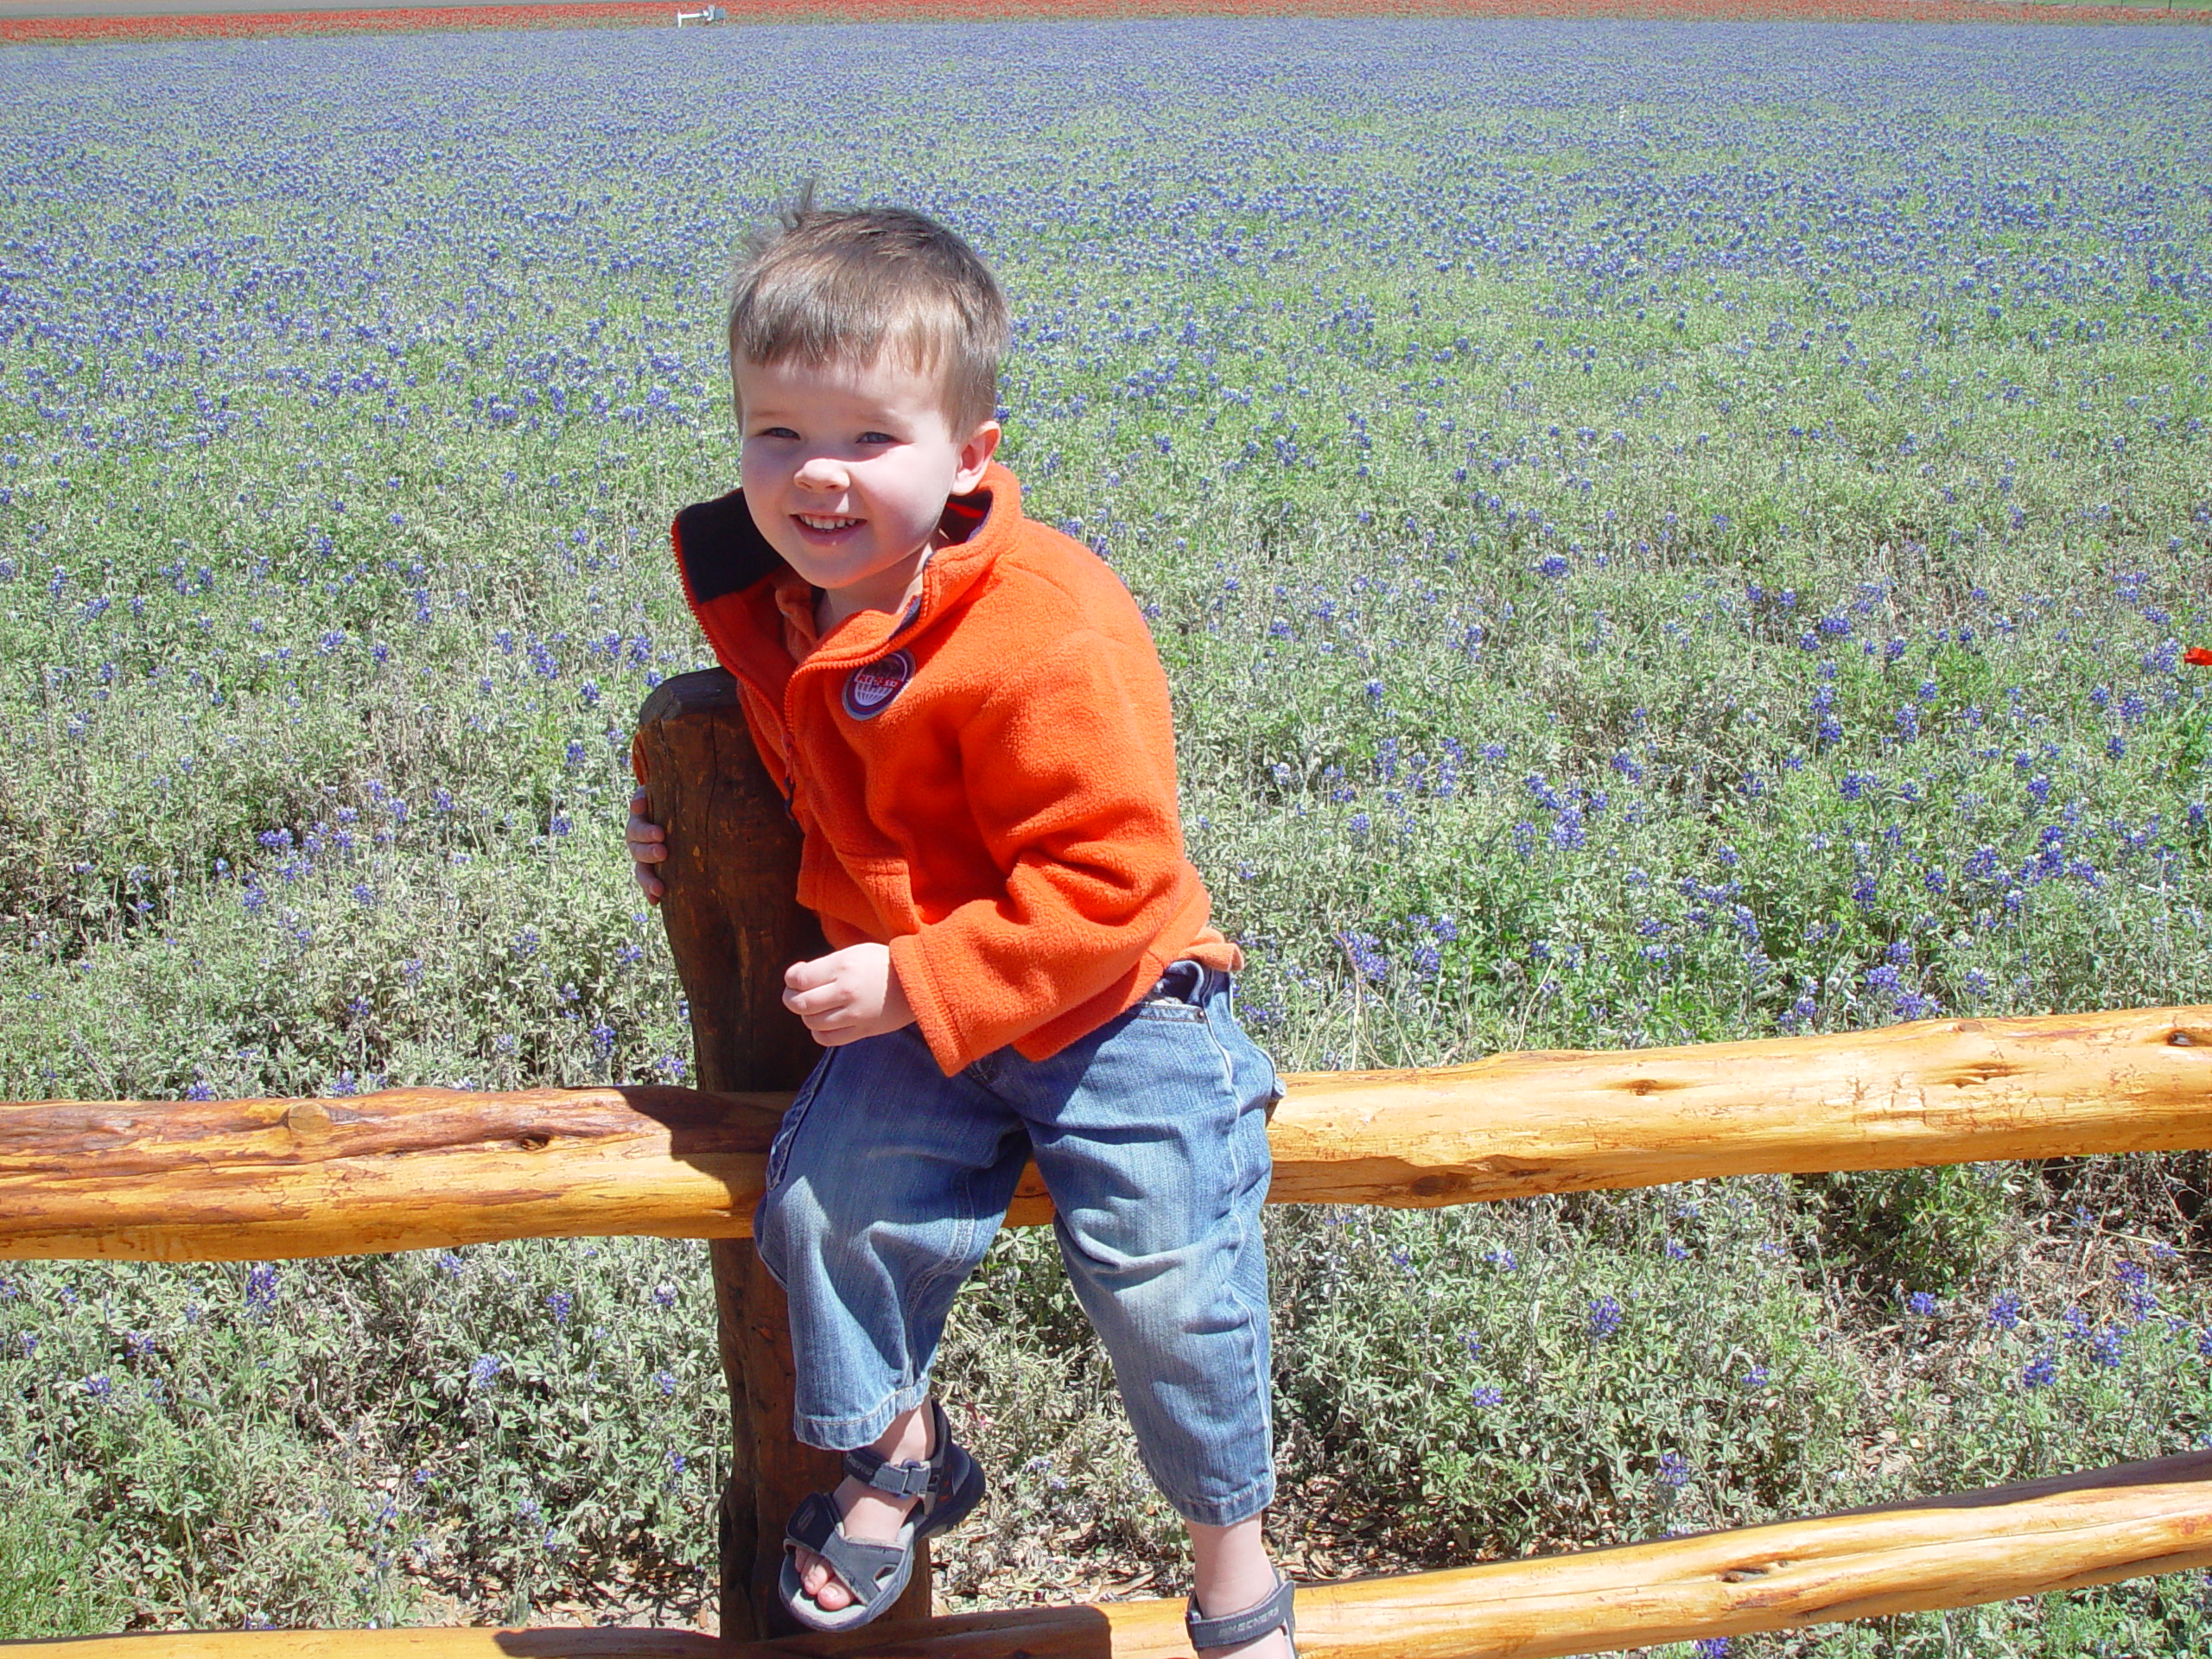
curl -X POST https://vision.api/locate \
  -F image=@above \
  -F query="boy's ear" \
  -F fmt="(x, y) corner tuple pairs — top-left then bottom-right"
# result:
(951, 420), (1001, 494)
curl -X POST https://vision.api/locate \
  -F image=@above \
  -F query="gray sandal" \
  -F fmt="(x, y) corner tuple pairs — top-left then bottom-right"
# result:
(1186, 1572), (1298, 1656)
(777, 1398), (985, 1632)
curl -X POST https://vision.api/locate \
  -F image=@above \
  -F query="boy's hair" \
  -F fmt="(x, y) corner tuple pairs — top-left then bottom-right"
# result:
(726, 193), (1009, 435)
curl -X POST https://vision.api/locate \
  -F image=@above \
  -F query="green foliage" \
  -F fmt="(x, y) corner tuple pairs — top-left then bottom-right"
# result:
(1809, 1166), (2013, 1297)
(0, 1244), (722, 1627)
(0, 1478), (130, 1637)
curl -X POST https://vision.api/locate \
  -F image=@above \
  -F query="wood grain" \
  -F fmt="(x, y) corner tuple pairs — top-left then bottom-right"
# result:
(11, 1452), (2212, 1657)
(8, 1006), (2210, 1262)
(635, 670), (933, 1634)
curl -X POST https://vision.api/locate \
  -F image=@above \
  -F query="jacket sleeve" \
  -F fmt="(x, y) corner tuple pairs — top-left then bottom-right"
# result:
(887, 625), (1194, 1074)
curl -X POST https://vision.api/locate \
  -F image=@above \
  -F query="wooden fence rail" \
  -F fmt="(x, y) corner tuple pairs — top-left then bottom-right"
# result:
(8, 1451), (2212, 1657)
(5, 1004), (2210, 1263)
(5, 669), (2211, 1653)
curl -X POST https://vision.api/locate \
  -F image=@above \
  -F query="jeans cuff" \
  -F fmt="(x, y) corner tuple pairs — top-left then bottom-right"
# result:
(792, 1376), (934, 1453)
(1159, 1472), (1276, 1529)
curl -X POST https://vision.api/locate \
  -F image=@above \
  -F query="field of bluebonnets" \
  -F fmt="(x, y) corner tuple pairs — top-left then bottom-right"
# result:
(3, 14), (2211, 1649)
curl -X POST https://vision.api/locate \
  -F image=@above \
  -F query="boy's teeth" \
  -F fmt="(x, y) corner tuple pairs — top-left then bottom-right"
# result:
(799, 514), (855, 530)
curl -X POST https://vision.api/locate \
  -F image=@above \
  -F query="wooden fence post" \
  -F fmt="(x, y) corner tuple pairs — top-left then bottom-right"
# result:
(635, 667), (934, 1638)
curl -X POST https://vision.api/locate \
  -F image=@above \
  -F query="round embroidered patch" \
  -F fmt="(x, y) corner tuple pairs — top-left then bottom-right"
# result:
(842, 650), (914, 720)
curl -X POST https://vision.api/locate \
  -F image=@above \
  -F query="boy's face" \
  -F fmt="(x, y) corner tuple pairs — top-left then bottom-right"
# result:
(735, 350), (1000, 626)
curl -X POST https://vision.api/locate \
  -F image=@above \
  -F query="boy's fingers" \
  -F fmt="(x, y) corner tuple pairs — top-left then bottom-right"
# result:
(782, 982), (849, 1019)
(784, 955), (838, 991)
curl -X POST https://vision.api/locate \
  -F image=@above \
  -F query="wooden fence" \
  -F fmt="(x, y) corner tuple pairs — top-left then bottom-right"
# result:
(4, 667), (2212, 1655)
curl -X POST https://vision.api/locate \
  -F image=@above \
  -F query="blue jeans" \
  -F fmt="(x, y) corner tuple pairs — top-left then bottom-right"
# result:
(754, 962), (1282, 1529)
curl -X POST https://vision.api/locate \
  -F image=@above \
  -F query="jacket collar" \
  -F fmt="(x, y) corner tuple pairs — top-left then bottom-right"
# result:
(672, 461), (1024, 669)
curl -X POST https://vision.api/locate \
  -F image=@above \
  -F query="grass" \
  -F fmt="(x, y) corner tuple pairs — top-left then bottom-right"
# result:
(2, 14), (2211, 1649)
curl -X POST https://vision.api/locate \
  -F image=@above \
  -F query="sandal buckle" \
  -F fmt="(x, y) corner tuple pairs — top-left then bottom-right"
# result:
(842, 1446), (935, 1499)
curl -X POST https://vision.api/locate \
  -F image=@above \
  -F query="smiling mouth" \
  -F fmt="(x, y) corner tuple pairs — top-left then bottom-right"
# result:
(795, 513), (861, 533)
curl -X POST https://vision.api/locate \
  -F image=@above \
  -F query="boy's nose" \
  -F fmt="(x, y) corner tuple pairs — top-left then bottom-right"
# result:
(794, 456), (849, 489)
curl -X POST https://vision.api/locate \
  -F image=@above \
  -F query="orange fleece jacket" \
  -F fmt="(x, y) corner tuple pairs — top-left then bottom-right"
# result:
(667, 460), (1239, 1076)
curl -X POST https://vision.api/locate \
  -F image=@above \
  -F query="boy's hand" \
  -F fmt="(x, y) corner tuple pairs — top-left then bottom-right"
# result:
(783, 943), (915, 1046)
(626, 788), (668, 905)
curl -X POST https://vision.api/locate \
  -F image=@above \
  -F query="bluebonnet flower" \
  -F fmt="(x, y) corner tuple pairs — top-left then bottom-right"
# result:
(1587, 1296), (1623, 1339)
(1339, 932), (1388, 983)
(467, 1354), (502, 1389)
(2021, 1354), (2059, 1389)
(1656, 1452), (1690, 1490)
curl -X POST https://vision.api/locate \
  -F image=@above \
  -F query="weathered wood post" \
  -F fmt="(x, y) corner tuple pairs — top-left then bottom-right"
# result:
(636, 667), (934, 1638)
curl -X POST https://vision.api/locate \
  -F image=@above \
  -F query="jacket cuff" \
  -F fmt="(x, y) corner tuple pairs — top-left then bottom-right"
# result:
(888, 932), (969, 1077)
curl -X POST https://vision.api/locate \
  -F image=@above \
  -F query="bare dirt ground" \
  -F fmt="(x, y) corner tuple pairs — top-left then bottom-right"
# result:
(0, 0), (632, 16)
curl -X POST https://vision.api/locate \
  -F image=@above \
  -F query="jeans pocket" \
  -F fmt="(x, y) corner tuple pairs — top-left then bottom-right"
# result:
(765, 1056), (831, 1192)
(1132, 958), (1209, 1021)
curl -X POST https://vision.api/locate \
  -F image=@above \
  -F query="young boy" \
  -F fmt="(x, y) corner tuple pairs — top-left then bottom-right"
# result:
(626, 202), (1293, 1657)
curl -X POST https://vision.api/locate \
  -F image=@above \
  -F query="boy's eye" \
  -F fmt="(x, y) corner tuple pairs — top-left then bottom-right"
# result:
(857, 431), (898, 446)
(752, 426), (800, 441)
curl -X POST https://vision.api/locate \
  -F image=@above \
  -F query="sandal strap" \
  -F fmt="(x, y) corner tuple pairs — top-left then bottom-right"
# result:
(1186, 1573), (1296, 1652)
(783, 1491), (910, 1609)
(842, 1446), (934, 1499)
(841, 1399), (957, 1500)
